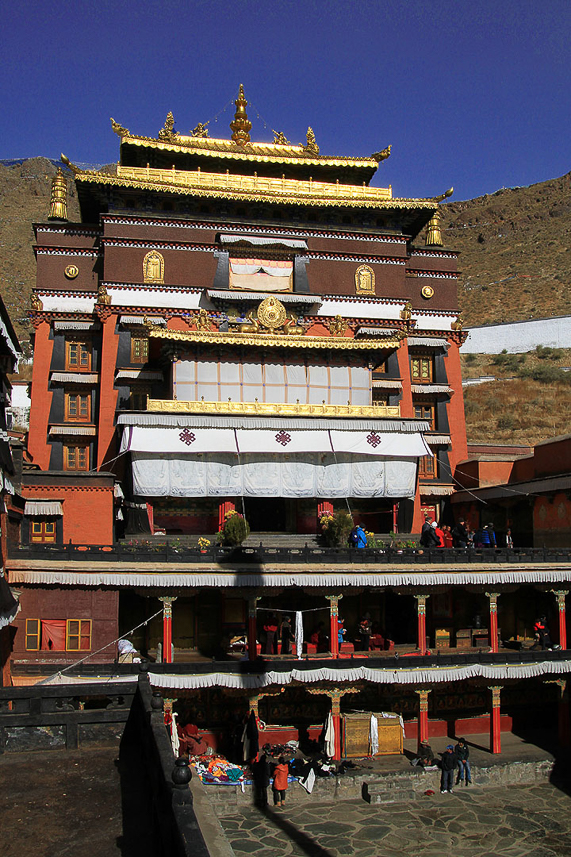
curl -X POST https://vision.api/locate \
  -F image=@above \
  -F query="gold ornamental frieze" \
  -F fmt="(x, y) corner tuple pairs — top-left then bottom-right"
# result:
(355, 265), (375, 295)
(146, 398), (401, 418)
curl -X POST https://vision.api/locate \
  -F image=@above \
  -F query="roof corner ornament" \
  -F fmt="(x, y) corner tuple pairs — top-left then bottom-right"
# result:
(371, 145), (391, 162)
(451, 314), (464, 331)
(48, 168), (68, 221)
(230, 84), (252, 144)
(433, 187), (454, 203)
(400, 301), (413, 322)
(110, 117), (129, 138)
(329, 315), (348, 337)
(272, 130), (291, 145)
(97, 284), (112, 306)
(60, 153), (82, 176)
(159, 111), (179, 142)
(30, 293), (43, 312)
(191, 122), (209, 138)
(304, 127), (320, 156)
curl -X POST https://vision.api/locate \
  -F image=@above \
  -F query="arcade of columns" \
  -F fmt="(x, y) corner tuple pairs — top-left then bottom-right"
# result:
(156, 588), (569, 759)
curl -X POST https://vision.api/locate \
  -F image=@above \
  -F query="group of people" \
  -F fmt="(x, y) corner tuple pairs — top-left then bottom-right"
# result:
(421, 517), (513, 550)
(263, 615), (294, 655)
(415, 737), (472, 792)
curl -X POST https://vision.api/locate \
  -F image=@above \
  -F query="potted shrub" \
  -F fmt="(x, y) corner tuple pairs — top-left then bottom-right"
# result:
(218, 510), (250, 546)
(321, 510), (353, 547)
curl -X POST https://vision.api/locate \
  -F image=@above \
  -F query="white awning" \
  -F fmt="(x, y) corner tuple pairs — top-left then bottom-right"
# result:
(356, 327), (400, 337)
(49, 426), (97, 436)
(121, 425), (431, 458)
(115, 370), (163, 381)
(206, 289), (321, 305)
(50, 373), (99, 384)
(119, 316), (166, 325)
(117, 413), (430, 432)
(24, 501), (63, 516)
(425, 434), (451, 446)
(220, 233), (308, 250)
(372, 379), (403, 389)
(53, 321), (100, 332)
(411, 384), (453, 394)
(408, 337), (449, 349)
(419, 484), (456, 496)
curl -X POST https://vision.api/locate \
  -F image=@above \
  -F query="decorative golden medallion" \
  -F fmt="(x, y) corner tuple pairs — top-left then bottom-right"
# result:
(257, 295), (287, 332)
(421, 285), (434, 299)
(355, 265), (375, 295)
(64, 264), (79, 279)
(143, 250), (164, 284)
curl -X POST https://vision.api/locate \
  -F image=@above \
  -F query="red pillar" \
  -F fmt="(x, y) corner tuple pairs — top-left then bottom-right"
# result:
(415, 689), (430, 747)
(160, 596), (176, 664)
(247, 596), (259, 661)
(489, 686), (502, 754)
(553, 590), (568, 650)
(326, 595), (342, 657)
(486, 592), (500, 653)
(414, 594), (429, 654)
(331, 695), (342, 761)
(96, 310), (120, 468)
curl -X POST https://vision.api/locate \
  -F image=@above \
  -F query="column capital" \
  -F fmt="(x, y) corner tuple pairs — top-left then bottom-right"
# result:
(488, 685), (503, 706)
(325, 594), (343, 616)
(414, 594), (429, 614)
(545, 678), (568, 699)
(248, 595), (261, 617)
(551, 590), (569, 610)
(159, 595), (177, 619)
(415, 688), (431, 710)
(485, 592), (500, 612)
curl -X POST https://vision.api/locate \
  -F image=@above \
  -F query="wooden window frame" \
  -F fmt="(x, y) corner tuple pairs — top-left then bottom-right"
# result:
(414, 401), (436, 431)
(30, 520), (57, 543)
(419, 454), (437, 479)
(65, 392), (91, 423)
(372, 389), (388, 407)
(65, 339), (92, 372)
(25, 618), (40, 651)
(131, 337), (149, 364)
(66, 619), (92, 652)
(129, 387), (151, 410)
(63, 444), (89, 471)
(411, 355), (434, 384)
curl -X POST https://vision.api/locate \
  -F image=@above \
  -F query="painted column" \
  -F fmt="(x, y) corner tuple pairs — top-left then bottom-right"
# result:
(415, 689), (431, 746)
(552, 590), (568, 650)
(159, 596), (177, 664)
(331, 692), (343, 761)
(545, 679), (570, 747)
(326, 595), (343, 657)
(486, 592), (500, 653)
(414, 594), (430, 654)
(247, 596), (260, 661)
(489, 685), (503, 754)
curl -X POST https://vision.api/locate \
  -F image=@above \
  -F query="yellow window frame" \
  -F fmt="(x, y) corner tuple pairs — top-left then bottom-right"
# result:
(66, 619), (92, 652)
(25, 618), (40, 651)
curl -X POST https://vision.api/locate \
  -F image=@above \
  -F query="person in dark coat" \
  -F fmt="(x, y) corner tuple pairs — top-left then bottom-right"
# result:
(440, 744), (456, 793)
(479, 523), (497, 548)
(420, 518), (439, 548)
(280, 616), (293, 655)
(252, 748), (271, 807)
(455, 737), (472, 785)
(418, 738), (435, 767)
(264, 615), (278, 654)
(452, 518), (469, 548)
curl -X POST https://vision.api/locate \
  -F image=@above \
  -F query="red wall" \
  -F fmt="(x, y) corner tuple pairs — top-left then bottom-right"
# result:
(23, 484), (114, 545)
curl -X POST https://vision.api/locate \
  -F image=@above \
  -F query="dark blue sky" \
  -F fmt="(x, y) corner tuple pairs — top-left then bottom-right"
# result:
(2, 0), (569, 201)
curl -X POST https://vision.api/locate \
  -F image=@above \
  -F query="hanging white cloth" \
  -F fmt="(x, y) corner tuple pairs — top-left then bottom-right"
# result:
(369, 714), (379, 757)
(298, 767), (316, 794)
(241, 721), (250, 763)
(171, 711), (180, 757)
(324, 711), (335, 759)
(295, 611), (304, 660)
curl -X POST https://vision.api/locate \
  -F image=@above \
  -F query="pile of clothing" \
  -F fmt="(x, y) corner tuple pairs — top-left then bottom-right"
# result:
(190, 755), (245, 785)
(262, 740), (298, 758)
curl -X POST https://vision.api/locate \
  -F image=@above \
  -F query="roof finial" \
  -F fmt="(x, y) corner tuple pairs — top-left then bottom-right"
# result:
(230, 84), (252, 144)
(48, 168), (68, 221)
(425, 208), (443, 246)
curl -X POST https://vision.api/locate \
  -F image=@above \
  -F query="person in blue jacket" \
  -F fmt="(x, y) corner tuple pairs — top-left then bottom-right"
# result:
(479, 523), (497, 548)
(351, 524), (368, 548)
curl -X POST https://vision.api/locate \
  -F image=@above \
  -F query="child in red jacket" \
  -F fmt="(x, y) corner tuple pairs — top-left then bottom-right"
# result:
(272, 756), (289, 808)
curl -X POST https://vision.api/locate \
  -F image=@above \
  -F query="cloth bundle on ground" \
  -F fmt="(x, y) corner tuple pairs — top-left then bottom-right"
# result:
(190, 755), (245, 784)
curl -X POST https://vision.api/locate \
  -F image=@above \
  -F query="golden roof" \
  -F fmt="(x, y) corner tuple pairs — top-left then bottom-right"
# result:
(76, 164), (436, 211)
(147, 325), (403, 350)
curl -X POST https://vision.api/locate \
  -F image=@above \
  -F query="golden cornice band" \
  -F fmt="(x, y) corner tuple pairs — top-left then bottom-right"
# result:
(76, 167), (437, 211)
(118, 134), (379, 168)
(147, 326), (403, 350)
(146, 398), (401, 418)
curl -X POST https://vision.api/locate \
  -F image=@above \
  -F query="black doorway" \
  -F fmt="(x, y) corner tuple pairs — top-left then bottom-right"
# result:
(245, 497), (287, 532)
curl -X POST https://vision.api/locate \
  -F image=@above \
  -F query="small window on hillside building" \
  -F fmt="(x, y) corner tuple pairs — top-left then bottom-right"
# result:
(65, 392), (91, 422)
(30, 521), (56, 543)
(64, 444), (89, 471)
(411, 356), (433, 383)
(131, 338), (149, 363)
(66, 340), (91, 371)
(414, 402), (436, 431)
(372, 390), (388, 407)
(129, 388), (150, 410)
(419, 454), (437, 479)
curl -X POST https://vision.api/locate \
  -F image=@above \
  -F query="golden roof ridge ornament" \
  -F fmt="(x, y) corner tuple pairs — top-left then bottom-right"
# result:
(425, 210), (443, 246)
(111, 117), (129, 137)
(48, 168), (68, 221)
(371, 145), (391, 162)
(230, 84), (252, 144)
(60, 153), (82, 176)
(159, 111), (179, 142)
(191, 122), (209, 138)
(304, 127), (319, 156)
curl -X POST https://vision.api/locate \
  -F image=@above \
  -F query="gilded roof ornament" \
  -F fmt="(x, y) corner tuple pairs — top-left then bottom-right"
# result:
(425, 209), (443, 246)
(158, 111), (179, 142)
(60, 153), (82, 176)
(400, 301), (413, 321)
(30, 293), (43, 312)
(111, 117), (130, 137)
(433, 187), (453, 203)
(230, 84), (252, 144)
(451, 314), (464, 331)
(191, 122), (209, 138)
(48, 168), (68, 221)
(272, 130), (291, 145)
(371, 145), (391, 162)
(304, 127), (320, 156)
(329, 315), (348, 337)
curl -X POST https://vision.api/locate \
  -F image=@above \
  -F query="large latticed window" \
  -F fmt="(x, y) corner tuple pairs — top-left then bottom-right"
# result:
(66, 619), (92, 651)
(24, 619), (92, 651)
(419, 454), (437, 479)
(64, 444), (89, 471)
(131, 337), (149, 363)
(30, 520), (56, 543)
(65, 392), (91, 422)
(411, 356), (433, 384)
(414, 401), (436, 431)
(25, 618), (41, 650)
(65, 340), (91, 371)
(372, 389), (388, 407)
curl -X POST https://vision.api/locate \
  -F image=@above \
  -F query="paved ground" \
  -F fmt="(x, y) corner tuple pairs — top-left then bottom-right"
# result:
(218, 783), (571, 857)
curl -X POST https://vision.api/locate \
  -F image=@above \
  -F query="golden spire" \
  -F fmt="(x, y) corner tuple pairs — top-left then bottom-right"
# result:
(230, 84), (252, 144)
(48, 168), (68, 221)
(425, 209), (443, 246)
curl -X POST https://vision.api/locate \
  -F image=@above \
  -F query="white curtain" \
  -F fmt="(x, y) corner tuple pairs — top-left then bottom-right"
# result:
(295, 611), (304, 660)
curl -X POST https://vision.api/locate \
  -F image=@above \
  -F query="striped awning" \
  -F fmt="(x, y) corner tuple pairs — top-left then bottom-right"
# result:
(220, 233), (307, 250)
(50, 373), (99, 384)
(120, 316), (166, 325)
(408, 337), (449, 349)
(419, 484), (456, 496)
(207, 289), (321, 305)
(49, 426), (97, 436)
(411, 384), (453, 394)
(53, 321), (100, 332)
(24, 500), (63, 516)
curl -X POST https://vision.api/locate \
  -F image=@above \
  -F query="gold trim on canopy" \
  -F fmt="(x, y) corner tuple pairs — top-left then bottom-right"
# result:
(146, 398), (401, 418)
(147, 326), (403, 351)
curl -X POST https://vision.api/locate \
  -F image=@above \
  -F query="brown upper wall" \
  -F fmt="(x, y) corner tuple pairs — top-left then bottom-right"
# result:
(103, 244), (218, 287)
(102, 218), (219, 245)
(406, 254), (458, 274)
(307, 258), (406, 298)
(36, 252), (99, 292)
(35, 224), (100, 250)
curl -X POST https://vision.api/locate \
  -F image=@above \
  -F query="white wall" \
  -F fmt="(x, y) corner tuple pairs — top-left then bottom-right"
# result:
(461, 316), (571, 354)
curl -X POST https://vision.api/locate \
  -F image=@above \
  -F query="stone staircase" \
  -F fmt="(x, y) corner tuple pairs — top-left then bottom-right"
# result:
(243, 532), (322, 548)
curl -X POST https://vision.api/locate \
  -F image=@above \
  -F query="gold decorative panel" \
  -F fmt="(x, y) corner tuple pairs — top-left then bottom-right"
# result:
(355, 265), (375, 295)
(143, 250), (164, 284)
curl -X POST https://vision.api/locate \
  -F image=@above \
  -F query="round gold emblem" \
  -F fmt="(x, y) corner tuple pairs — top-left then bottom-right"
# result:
(421, 285), (434, 299)
(257, 295), (286, 332)
(64, 264), (79, 279)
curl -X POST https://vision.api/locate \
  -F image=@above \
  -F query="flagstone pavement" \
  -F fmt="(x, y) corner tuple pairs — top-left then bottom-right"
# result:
(217, 782), (571, 857)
